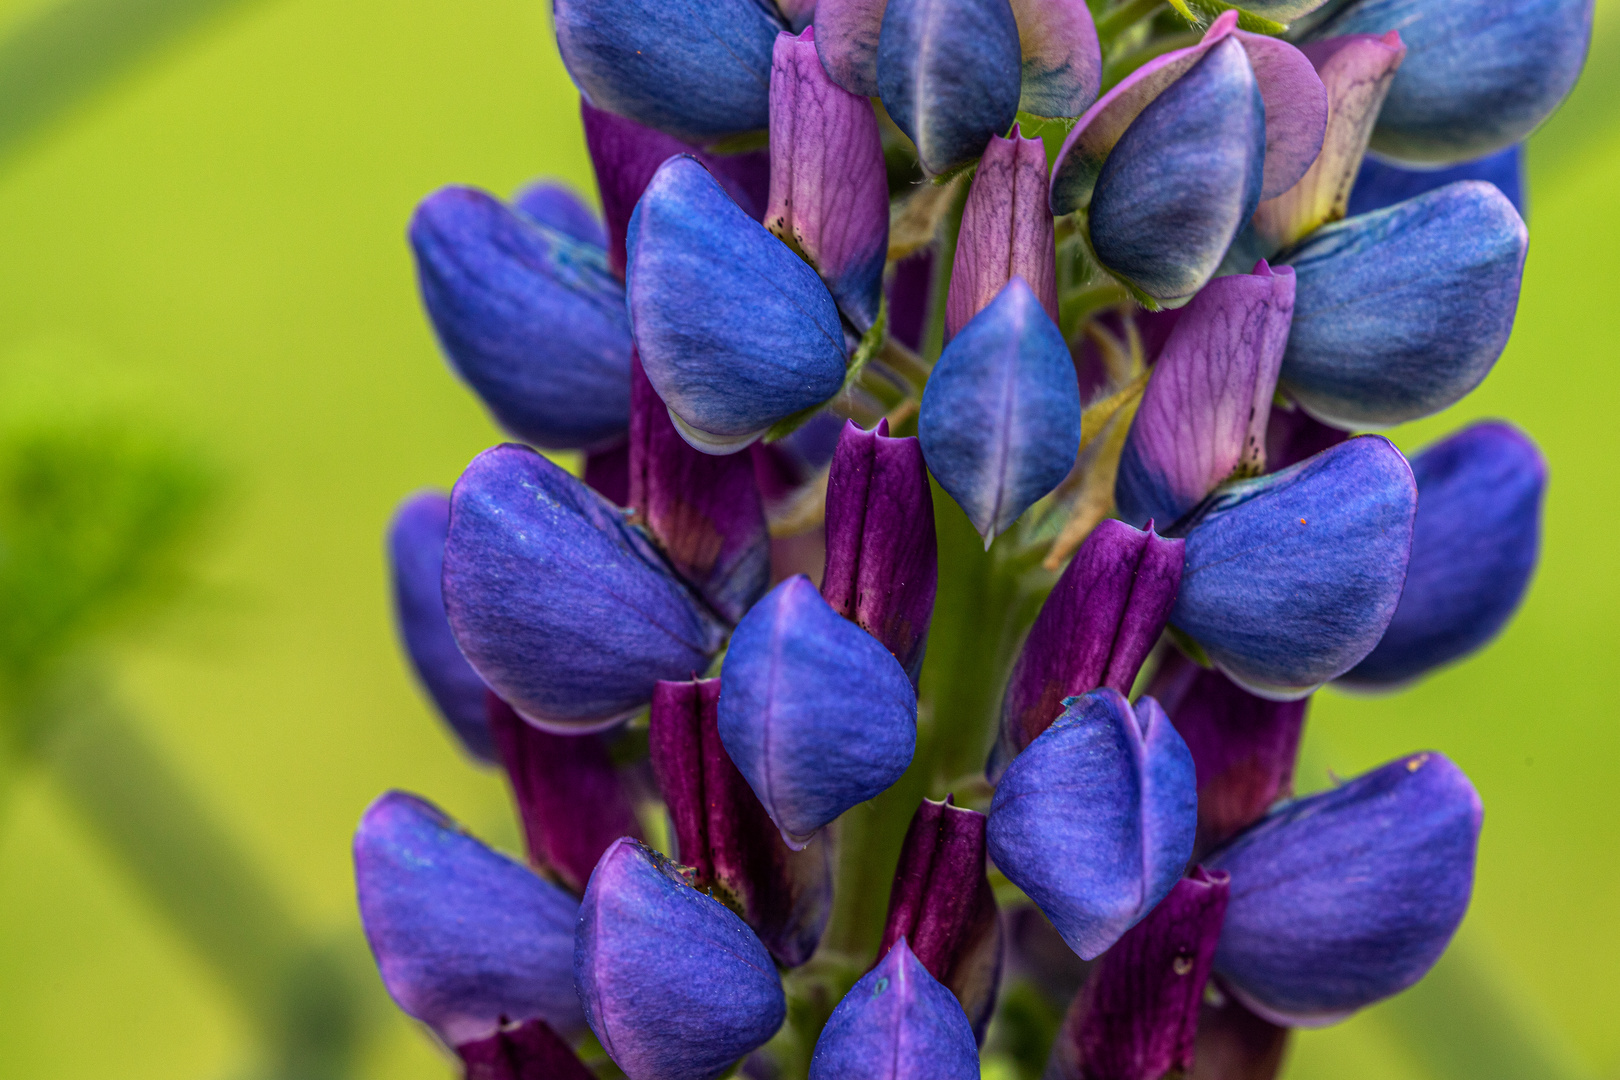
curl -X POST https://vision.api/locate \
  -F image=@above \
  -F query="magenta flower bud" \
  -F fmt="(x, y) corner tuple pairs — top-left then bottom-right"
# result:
(458, 1018), (596, 1080)
(629, 354), (770, 624)
(1047, 867), (1231, 1080)
(767, 28), (890, 330)
(576, 838), (787, 1080)
(648, 678), (833, 967)
(991, 519), (1183, 778)
(1150, 653), (1308, 856)
(876, 796), (1003, 1039)
(487, 695), (643, 896)
(945, 127), (1058, 340)
(582, 100), (770, 278)
(821, 419), (938, 683)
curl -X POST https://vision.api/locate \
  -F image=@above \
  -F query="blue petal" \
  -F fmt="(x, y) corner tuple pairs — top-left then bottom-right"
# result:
(876, 0), (1023, 177)
(627, 155), (847, 453)
(387, 492), (495, 763)
(986, 689), (1197, 960)
(553, 0), (785, 142)
(576, 838), (786, 1080)
(1310, 0), (1594, 164)
(443, 444), (725, 731)
(1208, 752), (1482, 1026)
(919, 278), (1082, 545)
(512, 179), (608, 247)
(410, 186), (632, 450)
(1088, 36), (1266, 304)
(1170, 436), (1416, 699)
(718, 575), (918, 847)
(1348, 145), (1527, 220)
(808, 939), (981, 1080)
(353, 791), (582, 1044)
(1280, 181), (1527, 428)
(1342, 422), (1546, 688)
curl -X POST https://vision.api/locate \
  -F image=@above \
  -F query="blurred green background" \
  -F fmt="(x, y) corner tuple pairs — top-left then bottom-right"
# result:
(0, 1), (1615, 1077)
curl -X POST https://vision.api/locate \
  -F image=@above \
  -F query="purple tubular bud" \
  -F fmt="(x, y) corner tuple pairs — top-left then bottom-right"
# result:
(387, 491), (496, 763)
(648, 678), (833, 968)
(1009, 0), (1102, 119)
(992, 519), (1183, 777)
(630, 353), (770, 624)
(987, 689), (1198, 960)
(1115, 263), (1295, 531)
(718, 575), (919, 847)
(443, 444), (725, 731)
(353, 792), (583, 1045)
(576, 838), (787, 1080)
(1048, 867), (1231, 1080)
(1208, 752), (1482, 1026)
(767, 28), (890, 331)
(511, 180), (607, 248)
(1191, 997), (1289, 1080)
(814, 0), (888, 96)
(945, 127), (1058, 341)
(458, 1018), (596, 1080)
(821, 419), (939, 683)
(487, 695), (643, 895)
(876, 796), (1004, 1040)
(809, 939), (981, 1080)
(1150, 652), (1308, 856)
(582, 100), (770, 279)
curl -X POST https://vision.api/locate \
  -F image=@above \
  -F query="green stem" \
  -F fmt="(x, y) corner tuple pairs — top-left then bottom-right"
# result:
(1095, 0), (1165, 45)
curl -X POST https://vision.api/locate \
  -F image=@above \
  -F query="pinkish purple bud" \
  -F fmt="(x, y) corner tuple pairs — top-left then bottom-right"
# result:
(821, 419), (938, 683)
(1048, 868), (1231, 1080)
(458, 1018), (596, 1080)
(945, 127), (1058, 340)
(877, 796), (1004, 1040)
(488, 694), (643, 895)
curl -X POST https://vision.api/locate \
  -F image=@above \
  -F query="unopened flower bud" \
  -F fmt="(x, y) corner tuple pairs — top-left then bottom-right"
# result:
(946, 127), (1057, 340)
(809, 939), (980, 1080)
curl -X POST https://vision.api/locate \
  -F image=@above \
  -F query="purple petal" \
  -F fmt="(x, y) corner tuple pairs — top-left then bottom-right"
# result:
(354, 791), (582, 1045)
(987, 689), (1198, 960)
(1208, 752), (1482, 1026)
(809, 939), (981, 1080)
(877, 0), (1023, 177)
(821, 419), (938, 683)
(946, 127), (1058, 340)
(1170, 436), (1416, 699)
(648, 678), (833, 968)
(1048, 868), (1230, 1080)
(888, 249), (936, 351)
(511, 180), (607, 248)
(768, 28), (890, 330)
(878, 797), (1004, 1040)
(813, 0), (888, 96)
(718, 576), (918, 847)
(387, 491), (496, 764)
(1150, 652), (1308, 856)
(1342, 421), (1546, 687)
(583, 438), (631, 505)
(487, 695), (643, 896)
(458, 1018), (596, 1080)
(1264, 401), (1349, 472)
(1050, 11), (1327, 213)
(1253, 33), (1407, 252)
(409, 186), (632, 450)
(443, 444), (725, 730)
(919, 278), (1082, 545)
(993, 519), (1182, 776)
(627, 155), (847, 454)
(1115, 263), (1295, 530)
(1009, 0), (1101, 119)
(583, 100), (770, 278)
(629, 354), (770, 623)
(576, 838), (786, 1080)
(1349, 144), (1527, 220)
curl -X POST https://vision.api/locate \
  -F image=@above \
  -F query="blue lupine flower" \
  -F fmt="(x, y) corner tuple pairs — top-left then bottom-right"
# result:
(512, 179), (608, 247)
(919, 277), (1081, 545)
(1343, 422), (1547, 687)
(987, 688), (1197, 960)
(576, 837), (787, 1080)
(410, 185), (633, 451)
(626, 155), (847, 454)
(1350, 145), (1528, 219)
(809, 939), (981, 1080)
